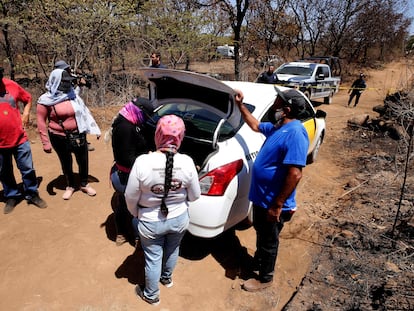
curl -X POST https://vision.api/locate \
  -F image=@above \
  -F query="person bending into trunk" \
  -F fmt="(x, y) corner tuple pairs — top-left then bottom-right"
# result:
(125, 115), (200, 305)
(110, 97), (154, 246)
(234, 87), (309, 292)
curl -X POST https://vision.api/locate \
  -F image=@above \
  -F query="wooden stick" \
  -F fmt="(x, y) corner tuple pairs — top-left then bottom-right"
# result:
(339, 180), (369, 198)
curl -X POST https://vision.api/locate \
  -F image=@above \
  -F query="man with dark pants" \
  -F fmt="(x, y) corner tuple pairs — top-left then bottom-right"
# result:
(348, 73), (366, 107)
(0, 67), (47, 214)
(234, 87), (309, 292)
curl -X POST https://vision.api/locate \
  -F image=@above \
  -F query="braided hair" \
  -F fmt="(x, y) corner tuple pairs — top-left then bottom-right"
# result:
(160, 151), (174, 216)
(155, 115), (185, 217)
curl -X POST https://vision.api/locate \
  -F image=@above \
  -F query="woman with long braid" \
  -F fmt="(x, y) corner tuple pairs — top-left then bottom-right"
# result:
(125, 115), (201, 306)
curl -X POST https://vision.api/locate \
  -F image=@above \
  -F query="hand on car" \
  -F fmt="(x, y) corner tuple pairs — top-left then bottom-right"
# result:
(234, 89), (244, 106)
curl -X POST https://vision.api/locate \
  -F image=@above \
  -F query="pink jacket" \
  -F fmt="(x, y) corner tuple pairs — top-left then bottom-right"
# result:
(36, 100), (78, 150)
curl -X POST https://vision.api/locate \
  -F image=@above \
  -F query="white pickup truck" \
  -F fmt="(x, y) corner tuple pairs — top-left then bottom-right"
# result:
(275, 61), (341, 104)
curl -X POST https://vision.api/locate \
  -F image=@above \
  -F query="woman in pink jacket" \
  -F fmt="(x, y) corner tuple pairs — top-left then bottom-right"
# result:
(37, 69), (101, 200)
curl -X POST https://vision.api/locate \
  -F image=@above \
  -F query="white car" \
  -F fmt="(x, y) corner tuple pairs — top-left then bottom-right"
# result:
(140, 68), (326, 238)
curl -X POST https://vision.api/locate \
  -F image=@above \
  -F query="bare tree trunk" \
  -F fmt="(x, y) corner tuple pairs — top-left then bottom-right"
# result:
(2, 23), (15, 80)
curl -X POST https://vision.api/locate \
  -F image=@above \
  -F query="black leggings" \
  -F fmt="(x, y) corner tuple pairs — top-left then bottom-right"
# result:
(49, 132), (89, 188)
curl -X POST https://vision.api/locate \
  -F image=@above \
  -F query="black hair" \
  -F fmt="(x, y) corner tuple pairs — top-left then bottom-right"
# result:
(151, 52), (161, 59)
(160, 151), (174, 217)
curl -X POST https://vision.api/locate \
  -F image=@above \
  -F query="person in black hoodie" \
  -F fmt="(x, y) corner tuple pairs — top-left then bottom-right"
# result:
(348, 73), (367, 107)
(110, 97), (154, 246)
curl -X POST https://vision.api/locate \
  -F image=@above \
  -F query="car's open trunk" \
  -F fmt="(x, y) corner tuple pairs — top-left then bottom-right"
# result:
(141, 119), (218, 169)
(140, 68), (243, 169)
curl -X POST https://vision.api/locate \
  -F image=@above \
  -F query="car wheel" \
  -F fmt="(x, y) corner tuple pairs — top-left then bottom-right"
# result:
(307, 135), (323, 164)
(323, 91), (333, 105)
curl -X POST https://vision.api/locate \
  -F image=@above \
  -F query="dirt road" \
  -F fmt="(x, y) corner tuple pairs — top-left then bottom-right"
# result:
(0, 60), (412, 311)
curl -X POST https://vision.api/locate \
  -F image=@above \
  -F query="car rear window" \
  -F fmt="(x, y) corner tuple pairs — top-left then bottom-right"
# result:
(153, 102), (241, 142)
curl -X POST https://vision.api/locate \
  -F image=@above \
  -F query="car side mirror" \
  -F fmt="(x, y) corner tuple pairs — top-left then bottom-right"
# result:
(315, 109), (327, 118)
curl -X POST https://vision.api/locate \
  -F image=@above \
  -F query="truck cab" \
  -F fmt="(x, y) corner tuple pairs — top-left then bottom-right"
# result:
(275, 62), (341, 104)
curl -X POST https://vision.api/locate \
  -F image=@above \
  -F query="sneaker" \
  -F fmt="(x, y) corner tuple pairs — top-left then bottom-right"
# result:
(242, 278), (273, 292)
(80, 184), (96, 196)
(135, 285), (160, 306)
(27, 195), (47, 209)
(62, 187), (75, 200)
(160, 277), (173, 288)
(4, 198), (17, 214)
(87, 143), (95, 152)
(115, 234), (127, 246)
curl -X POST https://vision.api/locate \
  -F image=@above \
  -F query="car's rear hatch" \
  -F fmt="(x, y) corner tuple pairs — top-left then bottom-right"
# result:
(140, 68), (242, 167)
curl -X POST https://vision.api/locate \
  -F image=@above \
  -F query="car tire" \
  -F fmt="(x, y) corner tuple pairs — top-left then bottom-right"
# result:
(323, 91), (333, 105)
(307, 135), (323, 164)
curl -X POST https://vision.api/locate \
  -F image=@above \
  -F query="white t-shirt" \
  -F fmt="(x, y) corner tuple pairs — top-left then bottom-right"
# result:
(125, 151), (201, 222)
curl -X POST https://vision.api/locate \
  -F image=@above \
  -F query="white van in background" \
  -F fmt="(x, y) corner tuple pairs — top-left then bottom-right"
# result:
(216, 45), (235, 58)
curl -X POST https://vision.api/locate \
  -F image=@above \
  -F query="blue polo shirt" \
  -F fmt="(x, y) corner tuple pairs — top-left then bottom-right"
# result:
(249, 120), (309, 211)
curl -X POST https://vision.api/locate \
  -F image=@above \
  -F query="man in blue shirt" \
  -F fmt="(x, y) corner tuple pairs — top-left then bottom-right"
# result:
(235, 87), (309, 292)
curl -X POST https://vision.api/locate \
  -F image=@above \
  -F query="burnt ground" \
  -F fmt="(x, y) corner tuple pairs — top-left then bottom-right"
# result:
(285, 126), (414, 311)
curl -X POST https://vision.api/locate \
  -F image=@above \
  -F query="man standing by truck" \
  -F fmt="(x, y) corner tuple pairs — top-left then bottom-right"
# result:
(257, 64), (279, 84)
(348, 73), (367, 107)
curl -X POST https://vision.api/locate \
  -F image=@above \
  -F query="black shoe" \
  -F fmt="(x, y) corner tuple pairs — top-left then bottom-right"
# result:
(4, 199), (17, 214)
(27, 195), (47, 209)
(160, 277), (173, 288)
(135, 285), (160, 305)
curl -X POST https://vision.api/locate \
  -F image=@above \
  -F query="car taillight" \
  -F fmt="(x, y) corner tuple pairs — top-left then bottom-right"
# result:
(199, 159), (243, 196)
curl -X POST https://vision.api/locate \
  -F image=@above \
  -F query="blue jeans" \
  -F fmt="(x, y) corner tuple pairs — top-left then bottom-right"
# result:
(110, 164), (128, 193)
(0, 141), (39, 199)
(138, 211), (189, 300)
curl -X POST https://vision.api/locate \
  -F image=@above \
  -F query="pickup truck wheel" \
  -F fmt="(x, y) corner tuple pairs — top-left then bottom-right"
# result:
(324, 91), (333, 105)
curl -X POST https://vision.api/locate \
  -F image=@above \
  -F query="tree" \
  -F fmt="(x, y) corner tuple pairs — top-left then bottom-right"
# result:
(289, 0), (329, 58)
(137, 0), (212, 69)
(0, 0), (32, 79)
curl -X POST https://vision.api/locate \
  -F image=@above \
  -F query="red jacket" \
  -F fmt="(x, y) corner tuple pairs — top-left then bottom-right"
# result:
(0, 78), (31, 148)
